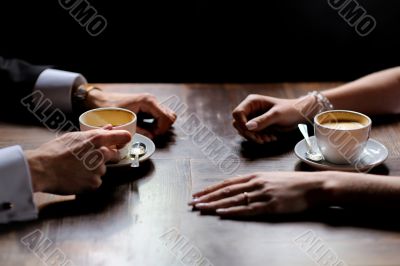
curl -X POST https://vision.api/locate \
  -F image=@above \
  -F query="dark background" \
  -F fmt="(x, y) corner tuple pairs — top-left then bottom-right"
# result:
(0, 0), (399, 82)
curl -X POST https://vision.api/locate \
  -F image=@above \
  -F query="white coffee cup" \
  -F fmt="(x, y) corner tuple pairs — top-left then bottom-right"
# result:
(314, 110), (371, 165)
(79, 107), (137, 160)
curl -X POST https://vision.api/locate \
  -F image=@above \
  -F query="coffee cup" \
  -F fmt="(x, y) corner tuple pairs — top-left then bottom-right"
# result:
(314, 110), (371, 164)
(79, 107), (137, 160)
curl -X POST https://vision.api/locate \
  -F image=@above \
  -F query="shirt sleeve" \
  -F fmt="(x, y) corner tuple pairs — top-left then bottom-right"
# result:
(33, 69), (87, 113)
(0, 146), (37, 224)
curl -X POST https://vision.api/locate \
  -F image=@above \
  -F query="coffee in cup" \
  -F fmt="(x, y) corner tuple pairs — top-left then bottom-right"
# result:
(314, 110), (371, 164)
(79, 107), (137, 160)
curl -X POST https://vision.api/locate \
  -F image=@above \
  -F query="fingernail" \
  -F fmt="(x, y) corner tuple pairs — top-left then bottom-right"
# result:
(188, 198), (200, 205)
(195, 203), (209, 208)
(216, 209), (227, 214)
(246, 121), (257, 130)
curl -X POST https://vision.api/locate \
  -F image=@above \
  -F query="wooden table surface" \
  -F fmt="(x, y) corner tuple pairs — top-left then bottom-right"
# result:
(2, 83), (400, 266)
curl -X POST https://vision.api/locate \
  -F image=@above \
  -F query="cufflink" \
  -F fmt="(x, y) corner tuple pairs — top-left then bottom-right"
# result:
(0, 202), (13, 211)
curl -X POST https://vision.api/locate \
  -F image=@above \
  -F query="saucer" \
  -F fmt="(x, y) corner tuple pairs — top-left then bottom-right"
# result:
(107, 133), (156, 167)
(294, 136), (388, 172)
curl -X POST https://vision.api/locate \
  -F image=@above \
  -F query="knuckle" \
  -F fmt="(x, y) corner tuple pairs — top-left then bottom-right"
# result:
(98, 165), (107, 176)
(247, 204), (257, 212)
(201, 188), (210, 194)
(261, 186), (272, 194)
(98, 147), (109, 159)
(222, 179), (231, 184)
(60, 132), (79, 143)
(232, 108), (243, 115)
(270, 108), (280, 117)
(142, 93), (156, 103)
(221, 187), (231, 195)
(89, 134), (102, 145)
(59, 132), (71, 140)
(247, 94), (259, 100)
(252, 178), (266, 188)
(99, 146), (107, 153)
(233, 195), (242, 204)
(89, 175), (102, 189)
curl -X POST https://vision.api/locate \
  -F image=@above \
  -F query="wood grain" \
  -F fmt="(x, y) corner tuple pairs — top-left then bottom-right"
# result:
(1, 83), (400, 266)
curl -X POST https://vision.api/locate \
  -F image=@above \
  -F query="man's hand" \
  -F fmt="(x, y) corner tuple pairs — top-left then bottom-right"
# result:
(232, 94), (315, 144)
(25, 129), (131, 195)
(87, 90), (177, 139)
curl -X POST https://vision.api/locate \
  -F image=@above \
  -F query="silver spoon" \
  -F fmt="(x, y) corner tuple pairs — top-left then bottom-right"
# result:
(297, 124), (324, 162)
(130, 142), (147, 167)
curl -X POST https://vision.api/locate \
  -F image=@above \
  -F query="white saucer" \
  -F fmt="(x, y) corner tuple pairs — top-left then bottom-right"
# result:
(107, 134), (156, 167)
(294, 136), (388, 172)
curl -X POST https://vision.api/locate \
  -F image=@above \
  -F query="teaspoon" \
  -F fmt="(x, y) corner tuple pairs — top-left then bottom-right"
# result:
(130, 142), (147, 167)
(298, 124), (324, 162)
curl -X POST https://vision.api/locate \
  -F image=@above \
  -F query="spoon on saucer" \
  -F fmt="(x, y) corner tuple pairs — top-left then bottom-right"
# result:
(297, 124), (324, 162)
(130, 142), (147, 167)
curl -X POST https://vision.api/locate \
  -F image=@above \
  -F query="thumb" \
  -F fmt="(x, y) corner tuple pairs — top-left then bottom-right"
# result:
(100, 146), (120, 163)
(245, 110), (277, 132)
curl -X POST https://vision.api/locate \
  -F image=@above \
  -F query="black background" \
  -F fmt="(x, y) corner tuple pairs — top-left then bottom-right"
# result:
(0, 0), (399, 82)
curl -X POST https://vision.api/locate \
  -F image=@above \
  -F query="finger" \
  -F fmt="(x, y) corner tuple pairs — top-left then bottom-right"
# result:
(232, 109), (248, 131)
(194, 188), (270, 210)
(232, 120), (244, 134)
(93, 164), (107, 177)
(232, 96), (258, 132)
(261, 134), (272, 143)
(245, 132), (262, 143)
(233, 95), (275, 129)
(89, 129), (132, 148)
(270, 134), (278, 142)
(232, 95), (261, 120)
(233, 120), (250, 139)
(216, 202), (271, 217)
(252, 134), (265, 144)
(194, 193), (248, 210)
(189, 181), (257, 205)
(242, 131), (264, 144)
(137, 127), (155, 139)
(99, 146), (120, 163)
(192, 174), (256, 198)
(234, 120), (271, 144)
(171, 110), (178, 121)
(246, 110), (278, 132)
(163, 106), (177, 123)
(140, 101), (174, 136)
(87, 174), (103, 190)
(102, 124), (113, 130)
(233, 120), (250, 140)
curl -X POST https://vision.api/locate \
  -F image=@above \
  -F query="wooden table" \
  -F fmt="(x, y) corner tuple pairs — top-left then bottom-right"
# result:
(1, 83), (400, 266)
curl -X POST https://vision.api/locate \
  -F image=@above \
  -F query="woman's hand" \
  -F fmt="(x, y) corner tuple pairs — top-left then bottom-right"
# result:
(232, 94), (315, 144)
(87, 90), (177, 139)
(189, 172), (334, 217)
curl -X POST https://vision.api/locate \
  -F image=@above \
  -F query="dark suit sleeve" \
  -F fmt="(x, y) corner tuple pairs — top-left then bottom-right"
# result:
(0, 57), (48, 118)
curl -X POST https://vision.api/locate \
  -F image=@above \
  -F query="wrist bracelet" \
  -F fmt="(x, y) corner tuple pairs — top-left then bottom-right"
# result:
(308, 91), (334, 113)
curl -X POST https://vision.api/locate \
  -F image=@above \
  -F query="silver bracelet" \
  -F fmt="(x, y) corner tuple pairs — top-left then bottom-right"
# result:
(308, 91), (334, 113)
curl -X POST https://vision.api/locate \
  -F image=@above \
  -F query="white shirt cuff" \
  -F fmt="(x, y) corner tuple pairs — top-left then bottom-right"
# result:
(0, 146), (37, 224)
(34, 69), (87, 113)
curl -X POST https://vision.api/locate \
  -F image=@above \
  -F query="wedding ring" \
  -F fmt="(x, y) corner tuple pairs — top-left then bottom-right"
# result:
(243, 192), (250, 205)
